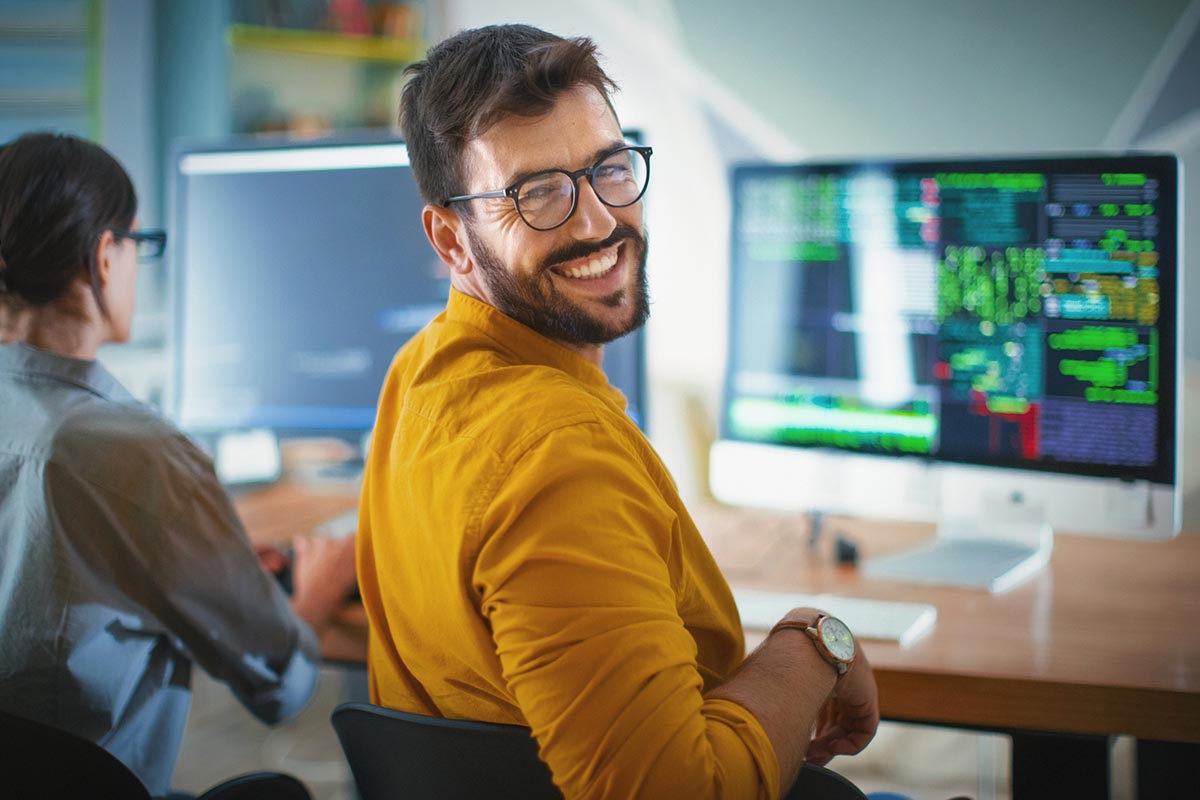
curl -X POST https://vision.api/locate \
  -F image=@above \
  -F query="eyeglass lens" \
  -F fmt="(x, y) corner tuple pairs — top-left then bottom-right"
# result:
(516, 148), (649, 230)
(134, 235), (165, 260)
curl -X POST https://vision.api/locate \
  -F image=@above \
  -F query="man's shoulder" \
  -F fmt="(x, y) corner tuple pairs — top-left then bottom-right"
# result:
(398, 352), (608, 460)
(433, 360), (605, 438)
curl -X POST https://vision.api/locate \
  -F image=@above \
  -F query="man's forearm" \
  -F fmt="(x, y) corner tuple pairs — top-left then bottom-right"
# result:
(705, 632), (837, 795)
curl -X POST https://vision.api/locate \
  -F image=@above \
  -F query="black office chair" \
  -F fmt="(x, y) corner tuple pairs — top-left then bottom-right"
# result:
(0, 707), (312, 800)
(331, 701), (868, 800)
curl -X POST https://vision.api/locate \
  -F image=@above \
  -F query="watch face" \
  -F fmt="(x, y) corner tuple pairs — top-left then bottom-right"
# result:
(820, 616), (855, 661)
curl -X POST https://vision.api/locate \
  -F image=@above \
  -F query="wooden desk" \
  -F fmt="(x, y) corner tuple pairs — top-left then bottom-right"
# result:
(233, 481), (367, 664)
(690, 502), (1200, 797)
(235, 483), (1200, 794)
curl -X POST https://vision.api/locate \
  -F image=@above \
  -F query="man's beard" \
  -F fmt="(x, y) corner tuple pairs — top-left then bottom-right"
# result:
(464, 222), (650, 346)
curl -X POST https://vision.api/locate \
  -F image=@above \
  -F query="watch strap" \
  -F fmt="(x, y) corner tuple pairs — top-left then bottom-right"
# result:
(770, 615), (852, 677)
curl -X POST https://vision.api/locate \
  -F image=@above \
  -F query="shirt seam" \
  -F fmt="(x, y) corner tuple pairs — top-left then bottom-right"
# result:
(0, 364), (125, 402)
(1, 429), (204, 531)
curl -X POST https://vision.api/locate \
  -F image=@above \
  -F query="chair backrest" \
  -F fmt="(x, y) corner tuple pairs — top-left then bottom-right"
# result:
(0, 708), (313, 800)
(789, 761), (870, 800)
(197, 770), (313, 800)
(332, 702), (561, 800)
(0, 707), (153, 799)
(331, 702), (869, 800)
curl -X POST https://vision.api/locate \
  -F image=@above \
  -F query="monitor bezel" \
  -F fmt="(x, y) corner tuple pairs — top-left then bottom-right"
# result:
(721, 152), (1180, 487)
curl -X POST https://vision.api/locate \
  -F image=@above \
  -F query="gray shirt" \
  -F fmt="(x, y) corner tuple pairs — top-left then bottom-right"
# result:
(0, 343), (319, 796)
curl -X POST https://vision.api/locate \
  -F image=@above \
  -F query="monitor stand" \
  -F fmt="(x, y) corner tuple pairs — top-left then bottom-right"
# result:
(863, 491), (1053, 593)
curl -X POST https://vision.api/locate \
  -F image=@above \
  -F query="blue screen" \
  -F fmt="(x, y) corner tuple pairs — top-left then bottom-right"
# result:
(172, 137), (644, 434)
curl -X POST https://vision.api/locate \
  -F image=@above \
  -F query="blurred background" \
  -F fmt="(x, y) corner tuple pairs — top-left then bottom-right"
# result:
(3, 1), (1197, 797)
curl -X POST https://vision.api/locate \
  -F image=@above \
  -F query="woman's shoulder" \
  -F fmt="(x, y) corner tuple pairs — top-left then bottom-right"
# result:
(51, 398), (220, 504)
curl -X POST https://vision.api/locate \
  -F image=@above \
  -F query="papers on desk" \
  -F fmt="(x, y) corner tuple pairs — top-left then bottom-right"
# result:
(732, 588), (938, 648)
(314, 508), (359, 539)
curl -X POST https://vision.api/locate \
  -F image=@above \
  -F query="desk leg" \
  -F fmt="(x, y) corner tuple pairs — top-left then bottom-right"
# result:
(1010, 731), (1109, 799)
(1137, 739), (1200, 797)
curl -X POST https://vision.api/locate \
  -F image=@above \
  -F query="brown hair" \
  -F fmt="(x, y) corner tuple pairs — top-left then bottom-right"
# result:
(399, 24), (619, 211)
(0, 132), (136, 313)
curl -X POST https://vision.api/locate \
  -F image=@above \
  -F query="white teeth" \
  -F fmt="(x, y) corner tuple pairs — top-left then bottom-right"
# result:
(559, 250), (618, 279)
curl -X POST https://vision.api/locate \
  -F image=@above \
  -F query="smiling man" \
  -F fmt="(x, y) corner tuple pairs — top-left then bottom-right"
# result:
(356, 24), (879, 800)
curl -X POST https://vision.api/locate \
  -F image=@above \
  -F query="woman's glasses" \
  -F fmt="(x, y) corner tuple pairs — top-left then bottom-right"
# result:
(112, 229), (167, 260)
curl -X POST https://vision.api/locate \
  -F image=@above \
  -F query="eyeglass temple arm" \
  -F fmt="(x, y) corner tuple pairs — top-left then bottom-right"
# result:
(445, 189), (509, 204)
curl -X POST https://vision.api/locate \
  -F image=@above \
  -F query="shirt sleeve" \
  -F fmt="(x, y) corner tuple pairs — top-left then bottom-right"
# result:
(472, 420), (779, 800)
(45, 432), (319, 725)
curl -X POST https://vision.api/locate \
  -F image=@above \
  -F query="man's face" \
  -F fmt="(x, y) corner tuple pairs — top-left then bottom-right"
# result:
(456, 85), (649, 345)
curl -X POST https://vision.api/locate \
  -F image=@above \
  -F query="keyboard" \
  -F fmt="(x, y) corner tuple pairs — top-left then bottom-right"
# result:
(732, 588), (937, 648)
(863, 537), (1048, 594)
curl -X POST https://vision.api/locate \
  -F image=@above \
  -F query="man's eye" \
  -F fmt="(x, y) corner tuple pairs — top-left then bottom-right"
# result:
(520, 182), (561, 204)
(595, 165), (629, 182)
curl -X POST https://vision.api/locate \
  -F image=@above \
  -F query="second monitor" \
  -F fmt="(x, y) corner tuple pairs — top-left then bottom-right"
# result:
(169, 134), (647, 461)
(712, 154), (1180, 564)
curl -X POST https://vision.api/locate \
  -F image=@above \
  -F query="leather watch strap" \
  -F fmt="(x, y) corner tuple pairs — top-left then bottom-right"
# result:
(769, 614), (852, 678)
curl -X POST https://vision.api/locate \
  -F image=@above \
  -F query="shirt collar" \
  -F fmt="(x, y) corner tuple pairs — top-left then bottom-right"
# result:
(0, 342), (137, 404)
(445, 288), (629, 412)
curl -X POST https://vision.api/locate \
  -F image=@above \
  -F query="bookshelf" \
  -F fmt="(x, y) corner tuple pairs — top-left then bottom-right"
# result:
(227, 4), (427, 134)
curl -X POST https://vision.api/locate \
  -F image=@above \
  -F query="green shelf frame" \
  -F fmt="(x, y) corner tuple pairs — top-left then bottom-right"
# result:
(229, 23), (425, 64)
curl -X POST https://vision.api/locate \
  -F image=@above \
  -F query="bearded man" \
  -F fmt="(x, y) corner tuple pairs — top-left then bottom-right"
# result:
(356, 24), (879, 800)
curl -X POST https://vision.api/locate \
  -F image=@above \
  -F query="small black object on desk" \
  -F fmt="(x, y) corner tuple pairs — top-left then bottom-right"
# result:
(834, 535), (859, 567)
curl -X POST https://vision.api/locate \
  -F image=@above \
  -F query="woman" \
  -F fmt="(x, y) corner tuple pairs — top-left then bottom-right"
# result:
(0, 132), (356, 796)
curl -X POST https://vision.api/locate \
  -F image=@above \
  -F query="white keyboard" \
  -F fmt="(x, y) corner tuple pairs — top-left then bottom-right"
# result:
(732, 588), (937, 648)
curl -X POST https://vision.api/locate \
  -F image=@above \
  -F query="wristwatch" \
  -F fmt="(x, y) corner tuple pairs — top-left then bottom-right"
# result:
(770, 612), (856, 678)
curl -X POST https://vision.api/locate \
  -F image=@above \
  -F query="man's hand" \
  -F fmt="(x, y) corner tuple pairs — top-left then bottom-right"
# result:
(805, 647), (880, 766)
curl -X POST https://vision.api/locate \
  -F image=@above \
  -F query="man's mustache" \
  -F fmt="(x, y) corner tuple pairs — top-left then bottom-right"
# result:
(540, 224), (644, 272)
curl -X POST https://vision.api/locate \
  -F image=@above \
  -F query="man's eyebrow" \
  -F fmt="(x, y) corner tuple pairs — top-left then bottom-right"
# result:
(502, 139), (629, 187)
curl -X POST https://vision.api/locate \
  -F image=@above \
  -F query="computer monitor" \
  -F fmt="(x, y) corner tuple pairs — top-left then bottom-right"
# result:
(168, 134), (646, 447)
(711, 155), (1180, 547)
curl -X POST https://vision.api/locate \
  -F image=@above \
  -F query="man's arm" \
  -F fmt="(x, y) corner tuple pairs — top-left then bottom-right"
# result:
(474, 422), (873, 799)
(707, 613), (878, 794)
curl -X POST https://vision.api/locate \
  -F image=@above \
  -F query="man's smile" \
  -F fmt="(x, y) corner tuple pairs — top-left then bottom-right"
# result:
(551, 244), (620, 280)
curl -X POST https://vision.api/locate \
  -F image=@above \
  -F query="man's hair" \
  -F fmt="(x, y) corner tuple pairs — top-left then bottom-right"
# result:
(399, 24), (618, 210)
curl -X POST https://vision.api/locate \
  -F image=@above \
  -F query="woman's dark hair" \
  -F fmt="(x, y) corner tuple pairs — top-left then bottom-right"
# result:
(399, 24), (619, 211)
(0, 131), (137, 311)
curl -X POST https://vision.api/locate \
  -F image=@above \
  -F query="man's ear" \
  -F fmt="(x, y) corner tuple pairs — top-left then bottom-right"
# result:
(93, 229), (116, 289)
(423, 205), (472, 275)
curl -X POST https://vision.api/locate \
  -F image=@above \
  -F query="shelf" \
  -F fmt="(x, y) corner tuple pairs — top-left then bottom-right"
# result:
(228, 24), (424, 64)
(0, 18), (88, 43)
(0, 89), (88, 112)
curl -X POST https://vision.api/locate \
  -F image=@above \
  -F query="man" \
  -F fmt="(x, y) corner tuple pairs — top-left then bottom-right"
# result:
(357, 24), (879, 799)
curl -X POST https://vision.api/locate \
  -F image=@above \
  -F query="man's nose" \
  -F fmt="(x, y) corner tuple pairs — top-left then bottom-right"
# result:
(567, 177), (618, 240)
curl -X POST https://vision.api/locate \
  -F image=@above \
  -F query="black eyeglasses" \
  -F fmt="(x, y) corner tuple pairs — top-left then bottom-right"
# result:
(445, 145), (653, 232)
(112, 229), (167, 260)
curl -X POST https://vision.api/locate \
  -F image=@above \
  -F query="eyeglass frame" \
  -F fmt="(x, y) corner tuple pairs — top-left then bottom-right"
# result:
(111, 229), (167, 260)
(443, 145), (653, 232)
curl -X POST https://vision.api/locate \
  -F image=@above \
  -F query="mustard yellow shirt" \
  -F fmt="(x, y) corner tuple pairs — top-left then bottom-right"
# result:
(358, 290), (778, 799)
